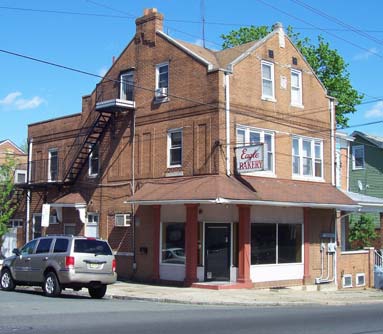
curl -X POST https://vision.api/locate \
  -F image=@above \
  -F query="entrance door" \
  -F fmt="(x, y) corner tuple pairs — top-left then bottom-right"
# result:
(205, 223), (231, 281)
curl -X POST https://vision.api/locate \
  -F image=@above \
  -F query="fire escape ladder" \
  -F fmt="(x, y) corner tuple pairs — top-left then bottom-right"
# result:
(62, 111), (112, 184)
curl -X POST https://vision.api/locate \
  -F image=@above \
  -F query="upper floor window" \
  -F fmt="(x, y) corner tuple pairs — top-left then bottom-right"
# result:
(167, 129), (182, 168)
(352, 145), (365, 170)
(292, 136), (323, 179)
(89, 144), (99, 177)
(291, 69), (302, 107)
(14, 169), (27, 184)
(261, 60), (275, 100)
(120, 70), (134, 101)
(236, 126), (275, 173)
(155, 62), (169, 100)
(48, 148), (58, 182)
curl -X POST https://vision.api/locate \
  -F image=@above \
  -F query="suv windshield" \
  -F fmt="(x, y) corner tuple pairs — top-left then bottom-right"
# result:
(74, 239), (112, 255)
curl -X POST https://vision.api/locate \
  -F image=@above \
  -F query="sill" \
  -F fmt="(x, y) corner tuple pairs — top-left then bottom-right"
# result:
(154, 96), (170, 104)
(352, 167), (365, 170)
(88, 174), (99, 179)
(292, 175), (325, 182)
(261, 96), (276, 103)
(165, 170), (183, 177)
(290, 103), (304, 109)
(240, 171), (276, 178)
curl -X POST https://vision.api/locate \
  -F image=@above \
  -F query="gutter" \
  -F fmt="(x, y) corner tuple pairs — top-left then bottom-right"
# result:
(225, 72), (231, 176)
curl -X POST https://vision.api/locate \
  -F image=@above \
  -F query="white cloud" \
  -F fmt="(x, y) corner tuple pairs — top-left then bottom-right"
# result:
(365, 101), (383, 118)
(0, 91), (45, 111)
(353, 47), (378, 61)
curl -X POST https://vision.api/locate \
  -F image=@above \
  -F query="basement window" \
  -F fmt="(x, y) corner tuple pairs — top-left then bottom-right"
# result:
(342, 274), (353, 288)
(356, 273), (366, 287)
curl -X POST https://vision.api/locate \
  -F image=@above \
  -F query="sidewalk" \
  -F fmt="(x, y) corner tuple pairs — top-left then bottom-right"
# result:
(104, 281), (383, 306)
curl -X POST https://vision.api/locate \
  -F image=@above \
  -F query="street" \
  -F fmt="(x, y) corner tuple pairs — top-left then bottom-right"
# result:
(1, 289), (383, 334)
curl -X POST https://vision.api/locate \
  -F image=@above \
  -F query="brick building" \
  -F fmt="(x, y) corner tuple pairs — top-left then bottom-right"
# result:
(22, 8), (371, 289)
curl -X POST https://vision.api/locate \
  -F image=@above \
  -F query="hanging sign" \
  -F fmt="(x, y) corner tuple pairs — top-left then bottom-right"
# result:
(41, 204), (50, 227)
(235, 144), (264, 174)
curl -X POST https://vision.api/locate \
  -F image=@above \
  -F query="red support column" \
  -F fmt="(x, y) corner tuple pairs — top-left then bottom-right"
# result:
(237, 205), (252, 286)
(152, 205), (161, 282)
(303, 207), (310, 284)
(185, 204), (199, 286)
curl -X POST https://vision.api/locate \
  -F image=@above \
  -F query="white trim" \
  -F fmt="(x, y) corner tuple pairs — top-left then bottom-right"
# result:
(156, 30), (214, 71)
(120, 70), (134, 102)
(95, 98), (135, 110)
(291, 69), (303, 107)
(356, 273), (366, 287)
(352, 145), (365, 170)
(261, 60), (275, 101)
(167, 128), (183, 168)
(155, 62), (169, 102)
(14, 169), (27, 184)
(342, 274), (353, 288)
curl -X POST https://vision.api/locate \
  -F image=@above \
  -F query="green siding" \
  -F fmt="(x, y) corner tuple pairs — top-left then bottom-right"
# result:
(349, 135), (383, 198)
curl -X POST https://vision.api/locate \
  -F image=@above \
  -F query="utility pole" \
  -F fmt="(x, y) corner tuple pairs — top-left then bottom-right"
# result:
(201, 0), (206, 48)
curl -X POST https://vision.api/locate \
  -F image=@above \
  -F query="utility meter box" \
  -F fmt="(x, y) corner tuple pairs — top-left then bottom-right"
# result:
(328, 242), (337, 253)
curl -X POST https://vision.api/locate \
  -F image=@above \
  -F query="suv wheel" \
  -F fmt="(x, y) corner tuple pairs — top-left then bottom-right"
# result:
(0, 269), (16, 291)
(88, 285), (107, 299)
(43, 272), (61, 297)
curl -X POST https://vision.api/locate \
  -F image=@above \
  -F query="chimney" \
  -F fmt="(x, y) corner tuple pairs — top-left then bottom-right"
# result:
(135, 8), (164, 46)
(272, 22), (285, 48)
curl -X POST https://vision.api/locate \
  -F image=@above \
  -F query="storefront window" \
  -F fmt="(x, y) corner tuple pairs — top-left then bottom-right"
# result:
(251, 223), (302, 265)
(161, 222), (185, 265)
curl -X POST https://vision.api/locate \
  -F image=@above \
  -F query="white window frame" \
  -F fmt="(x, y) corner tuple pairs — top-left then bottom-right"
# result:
(352, 145), (365, 170)
(167, 128), (182, 168)
(8, 219), (23, 228)
(356, 273), (366, 287)
(342, 274), (353, 288)
(236, 125), (275, 176)
(120, 70), (134, 102)
(291, 69), (303, 107)
(261, 60), (275, 101)
(14, 169), (27, 184)
(48, 148), (58, 182)
(114, 213), (131, 227)
(86, 212), (99, 238)
(155, 62), (169, 101)
(292, 136), (324, 181)
(88, 144), (99, 177)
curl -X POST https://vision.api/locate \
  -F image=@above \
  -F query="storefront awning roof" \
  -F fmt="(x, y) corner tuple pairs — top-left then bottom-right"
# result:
(125, 175), (359, 210)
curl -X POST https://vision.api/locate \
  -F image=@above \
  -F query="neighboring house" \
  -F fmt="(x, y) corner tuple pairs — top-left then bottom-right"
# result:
(0, 139), (27, 257)
(22, 8), (365, 289)
(336, 131), (383, 253)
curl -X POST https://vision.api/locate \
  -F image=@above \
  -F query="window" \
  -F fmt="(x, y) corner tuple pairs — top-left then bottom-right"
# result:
(292, 136), (323, 179)
(20, 239), (38, 255)
(120, 70), (134, 101)
(236, 126), (275, 173)
(251, 223), (302, 265)
(291, 69), (302, 106)
(342, 274), (353, 288)
(161, 222), (185, 265)
(167, 129), (182, 168)
(356, 273), (365, 287)
(7, 219), (23, 228)
(36, 238), (53, 254)
(155, 62), (169, 100)
(352, 145), (364, 170)
(14, 169), (27, 184)
(88, 144), (99, 177)
(261, 61), (275, 100)
(74, 239), (112, 255)
(48, 148), (58, 181)
(53, 238), (69, 253)
(86, 213), (99, 238)
(115, 213), (131, 227)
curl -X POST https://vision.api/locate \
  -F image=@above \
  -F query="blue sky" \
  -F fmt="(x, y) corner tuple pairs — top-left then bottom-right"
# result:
(0, 0), (382, 149)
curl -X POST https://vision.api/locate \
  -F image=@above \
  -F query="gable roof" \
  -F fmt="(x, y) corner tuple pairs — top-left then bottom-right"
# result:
(0, 139), (26, 155)
(352, 131), (383, 149)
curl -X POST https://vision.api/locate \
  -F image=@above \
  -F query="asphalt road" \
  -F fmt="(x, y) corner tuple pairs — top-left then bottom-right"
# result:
(1, 288), (383, 334)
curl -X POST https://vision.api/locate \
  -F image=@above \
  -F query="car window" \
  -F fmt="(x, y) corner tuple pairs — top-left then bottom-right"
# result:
(36, 238), (53, 254)
(53, 238), (69, 253)
(74, 239), (112, 255)
(20, 240), (38, 255)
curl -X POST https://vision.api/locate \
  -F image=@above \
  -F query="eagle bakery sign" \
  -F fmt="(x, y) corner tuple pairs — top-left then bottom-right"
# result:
(235, 144), (264, 173)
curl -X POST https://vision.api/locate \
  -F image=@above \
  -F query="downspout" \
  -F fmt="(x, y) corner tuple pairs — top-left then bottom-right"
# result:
(330, 99), (335, 186)
(26, 138), (33, 243)
(131, 110), (136, 271)
(224, 71), (231, 176)
(346, 143), (351, 191)
(333, 210), (338, 288)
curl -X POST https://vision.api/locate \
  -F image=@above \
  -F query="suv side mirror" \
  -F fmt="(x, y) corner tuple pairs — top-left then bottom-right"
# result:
(12, 248), (20, 256)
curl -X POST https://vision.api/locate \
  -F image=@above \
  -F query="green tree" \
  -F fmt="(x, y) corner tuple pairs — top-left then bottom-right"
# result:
(0, 155), (18, 240)
(221, 26), (363, 127)
(348, 213), (378, 249)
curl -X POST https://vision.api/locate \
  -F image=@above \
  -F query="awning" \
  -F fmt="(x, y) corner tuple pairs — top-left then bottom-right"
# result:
(47, 192), (87, 224)
(342, 191), (383, 213)
(125, 175), (359, 211)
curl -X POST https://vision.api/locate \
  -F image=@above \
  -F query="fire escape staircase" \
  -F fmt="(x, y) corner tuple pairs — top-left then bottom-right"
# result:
(62, 111), (112, 184)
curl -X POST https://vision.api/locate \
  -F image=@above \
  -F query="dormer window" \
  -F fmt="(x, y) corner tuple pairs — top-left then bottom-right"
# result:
(155, 62), (169, 101)
(120, 70), (134, 102)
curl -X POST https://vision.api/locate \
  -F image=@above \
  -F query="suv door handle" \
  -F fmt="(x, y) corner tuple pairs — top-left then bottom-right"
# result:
(42, 257), (48, 261)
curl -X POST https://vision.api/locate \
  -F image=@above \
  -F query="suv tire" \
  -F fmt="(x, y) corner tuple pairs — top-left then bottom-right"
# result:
(88, 285), (107, 299)
(43, 272), (61, 297)
(0, 269), (16, 291)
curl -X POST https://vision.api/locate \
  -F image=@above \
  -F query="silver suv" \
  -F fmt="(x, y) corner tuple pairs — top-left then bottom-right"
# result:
(0, 236), (117, 298)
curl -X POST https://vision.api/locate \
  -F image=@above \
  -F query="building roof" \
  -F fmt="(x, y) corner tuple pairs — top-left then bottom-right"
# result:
(125, 175), (358, 210)
(343, 191), (383, 212)
(50, 192), (86, 207)
(351, 131), (383, 149)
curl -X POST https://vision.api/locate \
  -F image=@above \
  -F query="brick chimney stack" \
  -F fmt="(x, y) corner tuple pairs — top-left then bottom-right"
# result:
(135, 8), (164, 46)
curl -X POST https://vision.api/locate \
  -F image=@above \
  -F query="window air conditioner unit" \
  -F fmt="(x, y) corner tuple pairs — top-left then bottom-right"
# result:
(155, 87), (168, 98)
(115, 213), (132, 227)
